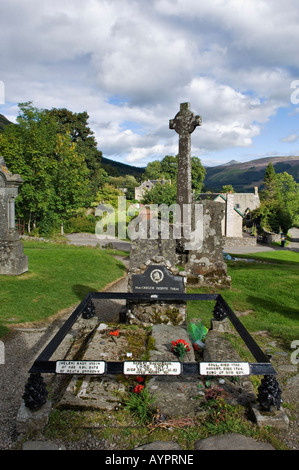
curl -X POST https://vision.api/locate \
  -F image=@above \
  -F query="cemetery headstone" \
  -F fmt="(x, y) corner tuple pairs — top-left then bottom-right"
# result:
(0, 157), (28, 275)
(170, 103), (231, 287)
(126, 207), (187, 325)
(185, 199), (231, 288)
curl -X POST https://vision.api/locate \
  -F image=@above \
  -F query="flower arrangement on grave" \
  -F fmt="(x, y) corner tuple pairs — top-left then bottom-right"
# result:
(135, 376), (144, 383)
(109, 329), (119, 337)
(132, 376), (145, 393)
(133, 384), (145, 393)
(171, 339), (190, 360)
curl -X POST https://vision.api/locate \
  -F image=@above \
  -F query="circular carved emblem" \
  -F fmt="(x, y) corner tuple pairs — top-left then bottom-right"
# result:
(150, 269), (164, 284)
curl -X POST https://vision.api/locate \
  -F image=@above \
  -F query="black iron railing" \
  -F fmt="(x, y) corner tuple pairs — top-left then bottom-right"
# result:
(23, 292), (282, 412)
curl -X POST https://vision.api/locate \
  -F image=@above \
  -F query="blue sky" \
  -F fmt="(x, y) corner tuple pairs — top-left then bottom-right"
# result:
(0, 0), (299, 168)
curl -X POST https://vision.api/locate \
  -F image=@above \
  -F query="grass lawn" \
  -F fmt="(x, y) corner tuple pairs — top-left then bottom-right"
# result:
(0, 241), (127, 337)
(187, 250), (299, 345)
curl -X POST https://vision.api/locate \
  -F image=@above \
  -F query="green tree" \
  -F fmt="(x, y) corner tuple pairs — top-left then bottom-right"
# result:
(93, 183), (123, 208)
(141, 182), (177, 206)
(0, 102), (90, 234)
(106, 174), (139, 200)
(52, 134), (90, 234)
(191, 156), (206, 194)
(262, 162), (276, 195)
(45, 108), (103, 200)
(221, 184), (235, 193)
(160, 155), (178, 181)
(143, 155), (205, 192)
(276, 172), (299, 229)
(252, 164), (299, 233)
(123, 175), (139, 200)
(0, 102), (58, 231)
(143, 160), (162, 180)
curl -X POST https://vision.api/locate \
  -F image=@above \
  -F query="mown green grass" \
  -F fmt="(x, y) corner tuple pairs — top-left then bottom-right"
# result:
(187, 250), (299, 344)
(0, 241), (126, 337)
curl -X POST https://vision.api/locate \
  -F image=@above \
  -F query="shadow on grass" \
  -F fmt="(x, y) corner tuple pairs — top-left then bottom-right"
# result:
(246, 295), (299, 322)
(229, 253), (299, 266)
(0, 324), (10, 338)
(72, 284), (98, 300)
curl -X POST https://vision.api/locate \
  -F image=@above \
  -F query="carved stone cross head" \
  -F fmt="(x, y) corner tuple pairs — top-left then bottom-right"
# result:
(169, 102), (202, 136)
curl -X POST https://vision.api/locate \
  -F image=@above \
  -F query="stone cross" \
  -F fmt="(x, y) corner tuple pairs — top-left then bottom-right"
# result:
(169, 102), (201, 207)
(169, 103), (201, 243)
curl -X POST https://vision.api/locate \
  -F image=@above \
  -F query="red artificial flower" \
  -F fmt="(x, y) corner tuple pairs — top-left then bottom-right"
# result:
(171, 339), (190, 352)
(135, 376), (144, 383)
(171, 339), (190, 359)
(109, 329), (119, 336)
(133, 384), (144, 393)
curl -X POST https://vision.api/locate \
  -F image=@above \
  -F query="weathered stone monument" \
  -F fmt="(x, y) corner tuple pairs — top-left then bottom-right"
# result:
(169, 103), (231, 288)
(126, 207), (187, 325)
(0, 157), (28, 275)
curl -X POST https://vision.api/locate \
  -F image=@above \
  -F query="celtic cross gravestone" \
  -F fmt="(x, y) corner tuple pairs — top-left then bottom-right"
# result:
(170, 103), (201, 246)
(170, 104), (230, 287)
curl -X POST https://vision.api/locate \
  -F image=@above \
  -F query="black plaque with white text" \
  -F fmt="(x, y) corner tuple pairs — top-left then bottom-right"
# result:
(132, 265), (184, 294)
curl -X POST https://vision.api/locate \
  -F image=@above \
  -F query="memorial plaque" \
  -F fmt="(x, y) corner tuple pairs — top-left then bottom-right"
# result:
(56, 360), (105, 375)
(199, 362), (250, 376)
(124, 361), (182, 375)
(131, 265), (184, 294)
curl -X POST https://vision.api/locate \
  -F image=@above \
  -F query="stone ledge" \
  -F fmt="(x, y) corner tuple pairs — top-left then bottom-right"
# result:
(16, 400), (52, 435)
(250, 404), (289, 431)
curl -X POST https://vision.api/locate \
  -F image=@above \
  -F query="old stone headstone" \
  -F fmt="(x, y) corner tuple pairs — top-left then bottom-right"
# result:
(0, 157), (28, 275)
(185, 200), (231, 288)
(170, 103), (230, 288)
(126, 206), (187, 325)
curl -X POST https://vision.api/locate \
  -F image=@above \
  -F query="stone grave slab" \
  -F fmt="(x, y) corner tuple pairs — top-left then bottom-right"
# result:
(56, 323), (203, 414)
(146, 324), (204, 418)
(57, 323), (149, 410)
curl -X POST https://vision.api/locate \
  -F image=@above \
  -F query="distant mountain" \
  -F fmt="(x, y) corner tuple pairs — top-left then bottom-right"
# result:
(1, 113), (298, 191)
(204, 156), (299, 192)
(101, 156), (145, 179)
(0, 113), (13, 131)
(222, 159), (240, 166)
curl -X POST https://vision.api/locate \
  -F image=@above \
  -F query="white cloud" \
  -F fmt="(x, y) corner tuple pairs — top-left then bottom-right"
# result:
(281, 133), (299, 143)
(0, 0), (299, 166)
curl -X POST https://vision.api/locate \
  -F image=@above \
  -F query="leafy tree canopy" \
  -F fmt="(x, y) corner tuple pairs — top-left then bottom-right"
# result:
(0, 102), (91, 234)
(45, 107), (103, 199)
(252, 163), (299, 233)
(143, 154), (205, 195)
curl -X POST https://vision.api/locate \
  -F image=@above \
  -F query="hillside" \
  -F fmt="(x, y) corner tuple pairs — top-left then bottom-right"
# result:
(204, 156), (299, 192)
(101, 156), (145, 179)
(0, 113), (13, 131)
(1, 113), (298, 190)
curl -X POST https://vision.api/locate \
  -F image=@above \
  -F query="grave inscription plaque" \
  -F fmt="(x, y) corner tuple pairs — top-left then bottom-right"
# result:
(132, 265), (184, 294)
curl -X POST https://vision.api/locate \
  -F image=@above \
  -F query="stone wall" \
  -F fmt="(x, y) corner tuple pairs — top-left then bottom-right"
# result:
(224, 235), (257, 247)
